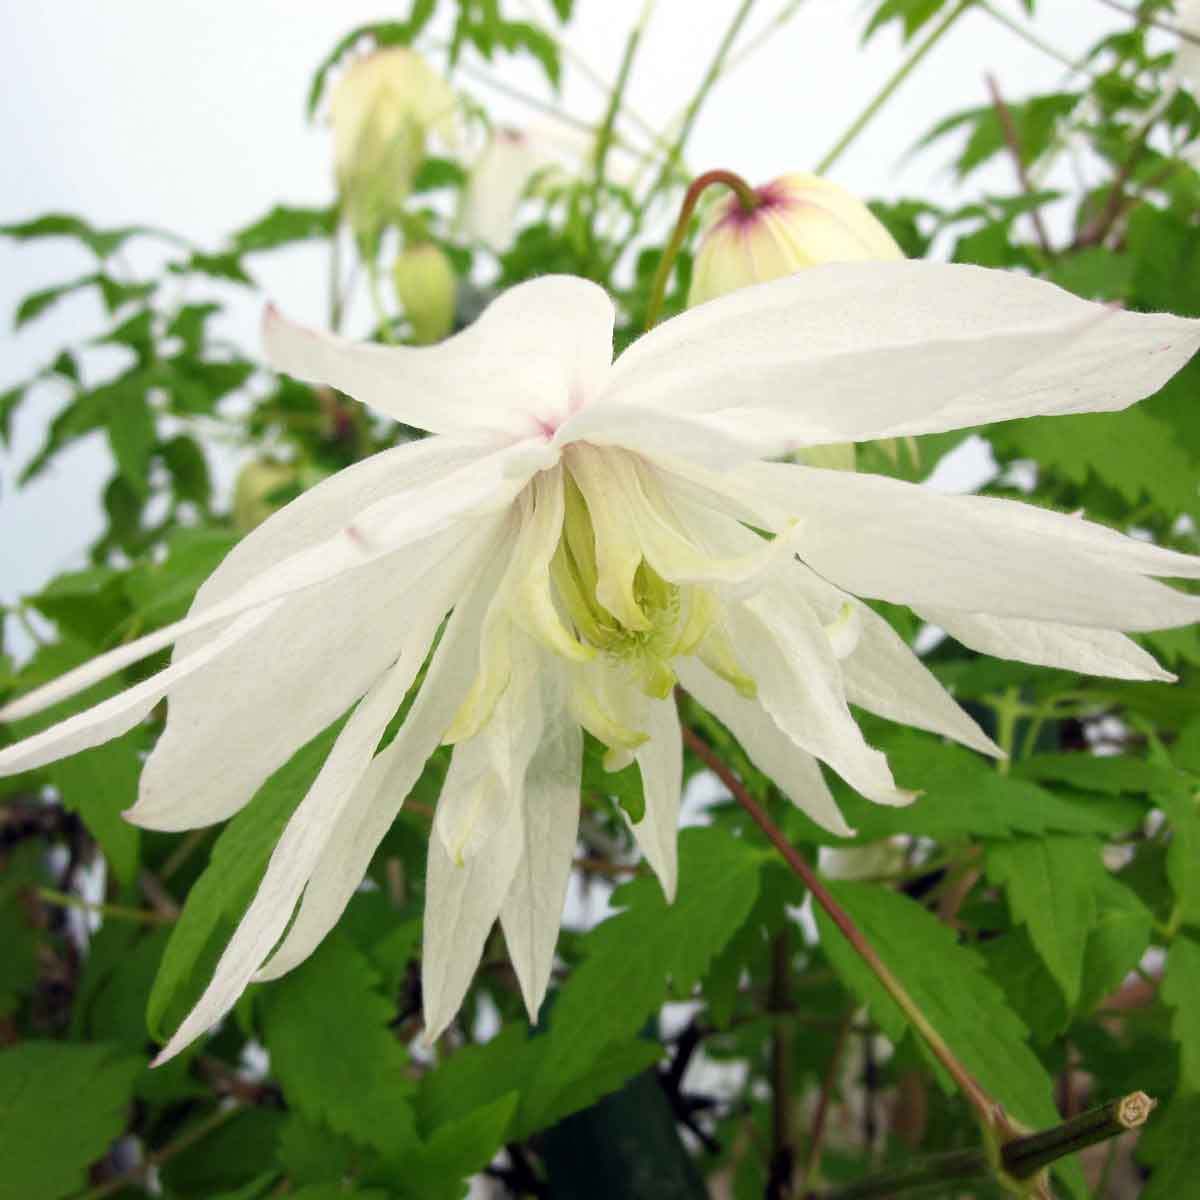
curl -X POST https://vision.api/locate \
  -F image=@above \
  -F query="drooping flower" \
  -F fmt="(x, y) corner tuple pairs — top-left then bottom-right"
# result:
(459, 126), (564, 252)
(687, 173), (903, 307)
(331, 47), (459, 243)
(2, 265), (1199, 1064)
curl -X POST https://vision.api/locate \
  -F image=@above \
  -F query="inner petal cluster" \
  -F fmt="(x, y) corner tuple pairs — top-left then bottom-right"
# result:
(446, 444), (761, 770)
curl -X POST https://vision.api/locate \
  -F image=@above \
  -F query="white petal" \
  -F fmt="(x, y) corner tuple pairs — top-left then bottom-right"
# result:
(254, 532), (511, 983)
(629, 695), (683, 902)
(460, 128), (557, 251)
(675, 657), (852, 837)
(0, 606), (273, 777)
(600, 261), (1200, 449)
(263, 275), (615, 438)
(434, 629), (545, 865)
(737, 462), (1200, 631)
(152, 633), (435, 1065)
(728, 594), (912, 807)
(919, 608), (1177, 682)
(0, 441), (526, 728)
(499, 659), (582, 1020)
(421, 781), (525, 1044)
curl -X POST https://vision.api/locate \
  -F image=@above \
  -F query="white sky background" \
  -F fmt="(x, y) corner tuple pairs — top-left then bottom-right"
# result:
(1, 0), (1130, 623)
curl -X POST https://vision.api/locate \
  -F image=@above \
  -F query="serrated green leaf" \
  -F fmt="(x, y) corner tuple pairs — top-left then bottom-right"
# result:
(160, 434), (212, 507)
(0, 213), (148, 258)
(0, 1041), (143, 1200)
(1137, 1095), (1200, 1198)
(864, 0), (945, 42)
(123, 527), (237, 627)
(146, 722), (341, 1040)
(261, 930), (417, 1153)
(815, 882), (1085, 1197)
(1174, 714), (1200, 774)
(1077, 873), (1153, 1015)
(384, 1092), (518, 1199)
(276, 1115), (358, 1187)
(988, 407), (1199, 522)
(1164, 935), (1200, 1094)
(836, 739), (1144, 842)
(521, 827), (764, 1128)
(985, 836), (1104, 1007)
(232, 204), (337, 253)
(1014, 752), (1181, 796)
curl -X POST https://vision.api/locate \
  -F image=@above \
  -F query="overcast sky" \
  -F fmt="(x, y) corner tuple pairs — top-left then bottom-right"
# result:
(1, 0), (1128, 626)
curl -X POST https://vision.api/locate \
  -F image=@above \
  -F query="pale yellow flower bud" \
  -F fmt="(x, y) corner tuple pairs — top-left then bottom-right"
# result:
(687, 173), (903, 308)
(331, 47), (459, 243)
(392, 243), (457, 344)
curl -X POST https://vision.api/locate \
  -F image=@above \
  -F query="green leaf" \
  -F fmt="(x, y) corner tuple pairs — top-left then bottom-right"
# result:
(1159, 783), (1200, 930)
(261, 930), (417, 1153)
(123, 527), (237, 627)
(582, 731), (644, 822)
(0, 384), (20, 446)
(988, 407), (1199, 522)
(160, 1108), (285, 1199)
(384, 1092), (518, 1199)
(146, 722), (341, 1040)
(14, 274), (98, 328)
(276, 1115), (357, 1187)
(0, 213), (148, 258)
(1077, 873), (1153, 1015)
(106, 389), (157, 495)
(1014, 752), (1182, 796)
(1136, 1095), (1200, 1198)
(50, 731), (143, 885)
(232, 205), (337, 253)
(1164, 935), (1200, 1094)
(29, 565), (130, 646)
(521, 827), (765, 1128)
(985, 836), (1105, 1007)
(864, 0), (946, 42)
(836, 739), (1144, 842)
(160, 434), (213, 507)
(815, 882), (1085, 1197)
(0, 1041), (143, 1200)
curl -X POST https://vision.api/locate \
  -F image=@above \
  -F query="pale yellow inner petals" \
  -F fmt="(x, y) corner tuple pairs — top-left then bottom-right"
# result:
(444, 446), (763, 766)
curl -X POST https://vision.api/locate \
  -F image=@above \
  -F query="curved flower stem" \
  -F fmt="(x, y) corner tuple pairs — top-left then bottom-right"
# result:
(813, 1092), (1155, 1199)
(678, 720), (1005, 1136)
(643, 168), (759, 330)
(814, 0), (973, 175)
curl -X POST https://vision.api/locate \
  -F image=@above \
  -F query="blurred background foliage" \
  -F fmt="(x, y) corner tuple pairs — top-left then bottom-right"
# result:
(2, 1), (1200, 1197)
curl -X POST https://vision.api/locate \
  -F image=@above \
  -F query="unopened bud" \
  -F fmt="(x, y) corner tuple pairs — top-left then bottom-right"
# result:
(331, 47), (459, 244)
(687, 173), (902, 308)
(392, 243), (457, 344)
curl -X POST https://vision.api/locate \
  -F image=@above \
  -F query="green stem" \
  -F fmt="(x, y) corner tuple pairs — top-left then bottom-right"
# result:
(590, 2), (654, 262)
(815, 1092), (1155, 1200)
(680, 721), (1006, 1136)
(38, 887), (175, 927)
(610, 0), (758, 269)
(978, 0), (1085, 72)
(643, 168), (760, 330)
(815, 0), (973, 175)
(367, 262), (397, 344)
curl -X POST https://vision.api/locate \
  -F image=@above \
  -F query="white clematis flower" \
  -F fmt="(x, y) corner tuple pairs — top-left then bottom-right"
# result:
(3, 264), (1200, 1062)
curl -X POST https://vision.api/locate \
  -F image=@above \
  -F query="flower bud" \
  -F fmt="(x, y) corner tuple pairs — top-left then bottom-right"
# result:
(331, 47), (459, 244)
(687, 173), (902, 308)
(233, 461), (298, 533)
(392, 243), (457, 344)
(460, 127), (558, 252)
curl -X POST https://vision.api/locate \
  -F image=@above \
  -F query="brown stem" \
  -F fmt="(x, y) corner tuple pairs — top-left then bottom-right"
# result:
(985, 73), (1054, 257)
(679, 720), (1005, 1134)
(643, 168), (760, 330)
(803, 1009), (854, 1190)
(767, 927), (796, 1198)
(813, 1092), (1155, 1200)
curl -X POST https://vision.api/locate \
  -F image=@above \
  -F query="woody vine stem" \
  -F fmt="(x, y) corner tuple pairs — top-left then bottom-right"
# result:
(679, 715), (1154, 1196)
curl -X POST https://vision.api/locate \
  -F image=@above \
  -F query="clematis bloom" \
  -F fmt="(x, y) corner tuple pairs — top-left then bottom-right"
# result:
(2, 264), (1200, 1063)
